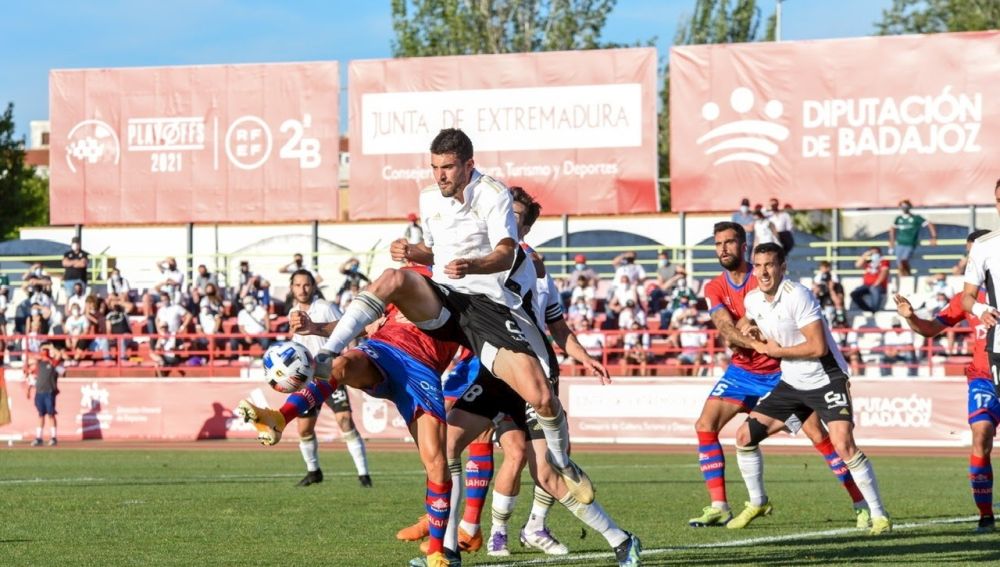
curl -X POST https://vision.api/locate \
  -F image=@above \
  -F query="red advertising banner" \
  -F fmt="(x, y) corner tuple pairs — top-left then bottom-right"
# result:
(0, 376), (969, 447)
(563, 377), (969, 447)
(348, 48), (659, 219)
(49, 63), (340, 225)
(2, 378), (409, 442)
(670, 31), (1000, 212)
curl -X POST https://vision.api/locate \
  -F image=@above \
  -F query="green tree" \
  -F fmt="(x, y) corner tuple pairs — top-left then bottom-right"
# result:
(0, 103), (48, 241)
(876, 0), (1000, 35)
(660, 1), (774, 209)
(390, 0), (618, 56)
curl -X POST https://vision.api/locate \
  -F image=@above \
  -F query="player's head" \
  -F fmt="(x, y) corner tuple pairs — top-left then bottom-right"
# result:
(713, 221), (747, 271)
(430, 128), (474, 199)
(752, 242), (786, 295)
(967, 228), (991, 253)
(290, 269), (316, 305)
(899, 199), (912, 213)
(510, 186), (541, 238)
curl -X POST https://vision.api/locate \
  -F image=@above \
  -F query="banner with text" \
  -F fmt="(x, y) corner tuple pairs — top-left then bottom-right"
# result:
(670, 31), (1000, 212)
(563, 377), (969, 447)
(348, 48), (659, 219)
(50, 63), (340, 224)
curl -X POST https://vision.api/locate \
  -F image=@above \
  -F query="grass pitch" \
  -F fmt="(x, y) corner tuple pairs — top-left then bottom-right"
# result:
(1, 444), (997, 566)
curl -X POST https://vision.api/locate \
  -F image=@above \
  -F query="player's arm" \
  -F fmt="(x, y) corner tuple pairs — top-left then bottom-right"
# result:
(390, 238), (434, 265)
(757, 319), (827, 359)
(548, 317), (611, 385)
(894, 293), (946, 337)
(888, 225), (896, 250)
(961, 241), (1000, 326)
(926, 220), (937, 246)
(710, 308), (756, 350)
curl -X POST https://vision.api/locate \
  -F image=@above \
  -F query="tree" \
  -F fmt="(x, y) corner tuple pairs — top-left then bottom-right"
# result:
(660, 1), (774, 208)
(876, 0), (1000, 35)
(390, 0), (618, 56)
(0, 103), (48, 242)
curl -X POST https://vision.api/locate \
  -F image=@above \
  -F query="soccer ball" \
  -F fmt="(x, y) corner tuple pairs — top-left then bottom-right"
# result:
(262, 341), (314, 393)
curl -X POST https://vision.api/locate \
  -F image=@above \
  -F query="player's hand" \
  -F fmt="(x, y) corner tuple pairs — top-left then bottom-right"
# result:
(583, 358), (612, 385)
(289, 311), (315, 335)
(981, 309), (1000, 328)
(390, 238), (410, 263)
(444, 259), (471, 279)
(894, 294), (914, 319)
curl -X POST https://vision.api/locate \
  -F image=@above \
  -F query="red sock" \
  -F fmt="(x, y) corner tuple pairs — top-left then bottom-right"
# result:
(697, 431), (727, 504)
(426, 479), (452, 554)
(278, 379), (337, 423)
(970, 454), (994, 517)
(463, 442), (494, 526)
(814, 437), (864, 504)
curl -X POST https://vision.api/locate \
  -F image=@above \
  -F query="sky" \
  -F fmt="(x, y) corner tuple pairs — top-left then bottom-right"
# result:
(0, 0), (893, 142)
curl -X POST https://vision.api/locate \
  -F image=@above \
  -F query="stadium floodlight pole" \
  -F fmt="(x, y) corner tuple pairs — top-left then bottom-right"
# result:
(775, 0), (784, 42)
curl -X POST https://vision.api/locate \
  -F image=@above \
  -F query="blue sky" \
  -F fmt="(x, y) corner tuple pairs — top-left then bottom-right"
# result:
(1, 0), (892, 142)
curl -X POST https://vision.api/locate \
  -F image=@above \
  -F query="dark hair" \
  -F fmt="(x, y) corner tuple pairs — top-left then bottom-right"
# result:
(753, 242), (786, 264)
(430, 128), (473, 162)
(713, 221), (747, 246)
(289, 268), (317, 288)
(968, 229), (991, 243)
(818, 260), (831, 268)
(509, 186), (542, 229)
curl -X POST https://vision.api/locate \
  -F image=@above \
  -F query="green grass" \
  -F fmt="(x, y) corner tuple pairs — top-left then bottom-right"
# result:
(1, 445), (997, 566)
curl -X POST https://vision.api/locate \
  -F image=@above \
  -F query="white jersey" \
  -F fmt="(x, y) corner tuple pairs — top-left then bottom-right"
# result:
(420, 170), (533, 308)
(744, 279), (848, 390)
(965, 229), (1000, 353)
(290, 299), (342, 356)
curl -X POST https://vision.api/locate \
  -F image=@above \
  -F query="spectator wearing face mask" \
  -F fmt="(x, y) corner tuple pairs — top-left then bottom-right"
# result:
(337, 257), (370, 298)
(851, 247), (891, 314)
(613, 251), (646, 288)
(61, 236), (89, 300)
(567, 254), (599, 290)
(154, 257), (185, 303)
(106, 268), (134, 313)
(767, 200), (795, 255)
(732, 197), (755, 260)
(889, 199), (937, 277)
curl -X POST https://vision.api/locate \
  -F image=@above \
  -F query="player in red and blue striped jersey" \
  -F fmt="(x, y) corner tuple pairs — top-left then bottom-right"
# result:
(689, 221), (868, 528)
(896, 229), (998, 533)
(237, 264), (462, 567)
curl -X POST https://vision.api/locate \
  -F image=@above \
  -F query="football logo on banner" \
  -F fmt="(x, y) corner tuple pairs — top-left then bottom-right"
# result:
(65, 119), (120, 173)
(697, 86), (789, 168)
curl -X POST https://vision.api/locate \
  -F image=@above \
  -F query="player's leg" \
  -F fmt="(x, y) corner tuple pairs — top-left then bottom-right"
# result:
(458, 426), (493, 551)
(321, 269), (445, 355)
(484, 425), (525, 557)
(800, 413), (869, 526)
(410, 411), (452, 562)
(727, 410), (786, 529)
(297, 414), (323, 486)
(48, 410), (57, 446)
(525, 436), (641, 566)
(968, 378), (999, 533)
(690, 395), (744, 526)
(518, 408), (569, 556)
(328, 388), (371, 487)
(443, 408), (495, 559)
(825, 420), (890, 533)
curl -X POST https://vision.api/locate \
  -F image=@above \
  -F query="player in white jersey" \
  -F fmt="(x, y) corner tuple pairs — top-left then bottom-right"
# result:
(962, 178), (1000, 385)
(730, 243), (892, 535)
(312, 129), (592, 530)
(285, 269), (371, 488)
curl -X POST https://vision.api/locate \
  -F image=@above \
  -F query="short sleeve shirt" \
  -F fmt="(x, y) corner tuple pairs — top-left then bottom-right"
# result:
(703, 271), (780, 374)
(63, 250), (89, 282)
(964, 230), (1000, 354)
(290, 299), (342, 356)
(936, 291), (989, 381)
(744, 280), (848, 390)
(893, 214), (927, 247)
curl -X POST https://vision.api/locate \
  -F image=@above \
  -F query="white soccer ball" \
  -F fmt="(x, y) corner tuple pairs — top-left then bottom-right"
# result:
(262, 341), (314, 393)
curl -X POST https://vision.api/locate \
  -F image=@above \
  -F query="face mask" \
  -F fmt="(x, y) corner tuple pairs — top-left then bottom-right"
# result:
(659, 259), (668, 268)
(740, 205), (749, 214)
(901, 206), (911, 214)
(576, 263), (585, 270)
(677, 279), (687, 288)
(870, 253), (881, 264)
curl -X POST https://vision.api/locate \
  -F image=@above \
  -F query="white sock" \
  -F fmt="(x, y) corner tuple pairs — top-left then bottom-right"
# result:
(444, 459), (463, 551)
(846, 452), (886, 518)
(299, 437), (320, 472)
(712, 501), (731, 512)
(534, 404), (570, 469)
(736, 446), (767, 507)
(524, 485), (555, 531)
(558, 494), (627, 548)
(50, 427), (56, 439)
(459, 520), (479, 535)
(322, 292), (385, 353)
(35, 427), (42, 439)
(490, 491), (517, 534)
(343, 429), (368, 476)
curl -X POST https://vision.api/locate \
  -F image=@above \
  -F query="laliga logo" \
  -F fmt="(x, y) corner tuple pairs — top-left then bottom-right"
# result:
(65, 119), (121, 173)
(697, 87), (789, 167)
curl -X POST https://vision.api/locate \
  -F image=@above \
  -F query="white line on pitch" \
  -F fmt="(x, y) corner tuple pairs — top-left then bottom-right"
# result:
(476, 515), (980, 567)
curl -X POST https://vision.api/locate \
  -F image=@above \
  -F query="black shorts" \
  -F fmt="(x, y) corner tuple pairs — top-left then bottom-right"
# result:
(300, 385), (351, 418)
(753, 376), (853, 432)
(453, 364), (530, 431)
(420, 276), (552, 375)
